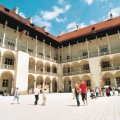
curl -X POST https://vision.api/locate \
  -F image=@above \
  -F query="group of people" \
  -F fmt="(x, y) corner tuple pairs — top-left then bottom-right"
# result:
(12, 86), (47, 106)
(74, 81), (88, 106)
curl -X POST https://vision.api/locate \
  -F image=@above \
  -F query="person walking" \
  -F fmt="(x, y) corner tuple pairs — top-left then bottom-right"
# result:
(34, 86), (40, 105)
(79, 81), (88, 106)
(74, 84), (80, 106)
(12, 87), (20, 104)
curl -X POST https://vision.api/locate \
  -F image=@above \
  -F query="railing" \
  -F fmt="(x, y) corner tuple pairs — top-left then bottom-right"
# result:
(4, 44), (15, 51)
(101, 66), (120, 71)
(63, 70), (90, 76)
(1, 64), (14, 69)
(29, 69), (35, 73)
(61, 48), (120, 63)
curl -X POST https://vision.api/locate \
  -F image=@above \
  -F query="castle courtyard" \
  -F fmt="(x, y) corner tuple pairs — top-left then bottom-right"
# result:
(0, 93), (120, 120)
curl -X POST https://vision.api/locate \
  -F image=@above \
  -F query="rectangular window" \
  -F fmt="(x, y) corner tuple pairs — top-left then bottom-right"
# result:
(2, 79), (8, 87)
(104, 78), (111, 85)
(86, 80), (91, 87)
(82, 51), (88, 56)
(7, 42), (15, 47)
(102, 61), (110, 68)
(100, 47), (108, 52)
(84, 64), (89, 70)
(5, 58), (13, 65)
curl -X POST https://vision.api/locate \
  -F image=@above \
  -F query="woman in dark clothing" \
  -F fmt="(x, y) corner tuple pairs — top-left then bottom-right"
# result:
(74, 84), (80, 106)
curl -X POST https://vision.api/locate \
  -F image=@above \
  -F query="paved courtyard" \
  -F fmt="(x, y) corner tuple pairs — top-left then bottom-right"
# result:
(0, 93), (120, 120)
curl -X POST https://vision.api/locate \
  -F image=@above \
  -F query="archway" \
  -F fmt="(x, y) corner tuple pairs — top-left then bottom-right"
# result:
(52, 78), (57, 92)
(64, 77), (71, 92)
(0, 71), (14, 94)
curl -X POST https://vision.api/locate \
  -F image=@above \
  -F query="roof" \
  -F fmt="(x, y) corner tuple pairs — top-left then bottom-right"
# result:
(0, 4), (57, 41)
(57, 16), (120, 42)
(0, 4), (120, 43)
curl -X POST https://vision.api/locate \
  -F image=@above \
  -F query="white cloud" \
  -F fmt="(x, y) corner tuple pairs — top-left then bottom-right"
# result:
(107, 7), (120, 18)
(90, 20), (96, 25)
(85, 0), (94, 5)
(67, 22), (86, 32)
(19, 12), (26, 18)
(33, 15), (51, 32)
(41, 4), (71, 21)
(58, 0), (64, 4)
(56, 17), (67, 23)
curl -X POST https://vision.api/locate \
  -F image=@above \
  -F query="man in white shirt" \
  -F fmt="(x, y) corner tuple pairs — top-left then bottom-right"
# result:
(34, 86), (40, 105)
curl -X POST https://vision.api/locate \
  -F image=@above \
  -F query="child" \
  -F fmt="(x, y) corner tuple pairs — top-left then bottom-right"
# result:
(42, 93), (47, 106)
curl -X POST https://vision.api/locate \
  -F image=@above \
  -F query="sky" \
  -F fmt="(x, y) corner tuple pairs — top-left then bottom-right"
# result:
(0, 0), (120, 36)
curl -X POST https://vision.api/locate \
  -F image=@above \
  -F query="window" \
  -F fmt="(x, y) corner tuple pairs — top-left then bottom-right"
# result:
(47, 67), (50, 72)
(53, 67), (57, 73)
(104, 78), (111, 85)
(47, 55), (50, 58)
(116, 77), (120, 86)
(39, 52), (43, 56)
(5, 58), (13, 65)
(102, 61), (110, 68)
(67, 56), (70, 62)
(8, 42), (15, 47)
(2, 79), (8, 87)
(100, 47), (108, 52)
(82, 51), (88, 56)
(84, 64), (89, 70)
(86, 80), (91, 87)
(28, 48), (33, 53)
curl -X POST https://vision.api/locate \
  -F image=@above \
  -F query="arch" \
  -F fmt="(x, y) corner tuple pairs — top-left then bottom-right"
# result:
(71, 62), (80, 73)
(45, 62), (51, 74)
(29, 57), (35, 72)
(52, 64), (57, 74)
(36, 60), (43, 74)
(28, 74), (35, 94)
(81, 75), (91, 88)
(2, 51), (15, 69)
(63, 63), (70, 73)
(36, 76), (44, 92)
(45, 76), (51, 93)
(63, 77), (71, 92)
(102, 72), (114, 86)
(0, 71), (14, 94)
(100, 56), (112, 71)
(52, 77), (57, 92)
(115, 71), (120, 87)
(112, 54), (120, 69)
(71, 76), (81, 88)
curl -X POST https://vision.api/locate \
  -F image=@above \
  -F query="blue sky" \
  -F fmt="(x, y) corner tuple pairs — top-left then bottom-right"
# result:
(0, 0), (120, 36)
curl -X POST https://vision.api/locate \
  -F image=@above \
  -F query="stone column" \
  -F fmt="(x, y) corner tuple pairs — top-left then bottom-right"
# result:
(35, 36), (38, 57)
(117, 30), (120, 39)
(43, 40), (45, 59)
(86, 38), (89, 58)
(15, 26), (19, 51)
(50, 43), (52, 61)
(68, 43), (71, 60)
(106, 33), (111, 54)
(2, 21), (8, 47)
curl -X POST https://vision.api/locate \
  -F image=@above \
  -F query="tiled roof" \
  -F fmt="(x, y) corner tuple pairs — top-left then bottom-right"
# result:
(0, 4), (57, 41)
(0, 4), (120, 43)
(57, 16), (120, 42)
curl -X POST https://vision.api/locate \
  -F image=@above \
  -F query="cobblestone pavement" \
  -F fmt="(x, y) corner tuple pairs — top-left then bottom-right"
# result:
(0, 93), (120, 120)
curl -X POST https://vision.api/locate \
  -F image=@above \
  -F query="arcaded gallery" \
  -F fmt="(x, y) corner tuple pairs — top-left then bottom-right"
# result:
(0, 4), (120, 94)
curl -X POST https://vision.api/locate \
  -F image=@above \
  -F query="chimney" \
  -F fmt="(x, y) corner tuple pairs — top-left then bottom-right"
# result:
(59, 31), (63, 36)
(28, 16), (32, 23)
(13, 7), (19, 14)
(76, 25), (80, 30)
(110, 13), (113, 19)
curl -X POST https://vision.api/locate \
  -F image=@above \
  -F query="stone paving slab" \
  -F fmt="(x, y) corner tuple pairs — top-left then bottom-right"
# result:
(0, 93), (120, 120)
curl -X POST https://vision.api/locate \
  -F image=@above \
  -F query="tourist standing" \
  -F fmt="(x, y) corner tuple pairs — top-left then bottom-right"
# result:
(74, 84), (80, 106)
(12, 87), (20, 104)
(79, 81), (88, 105)
(34, 86), (40, 105)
